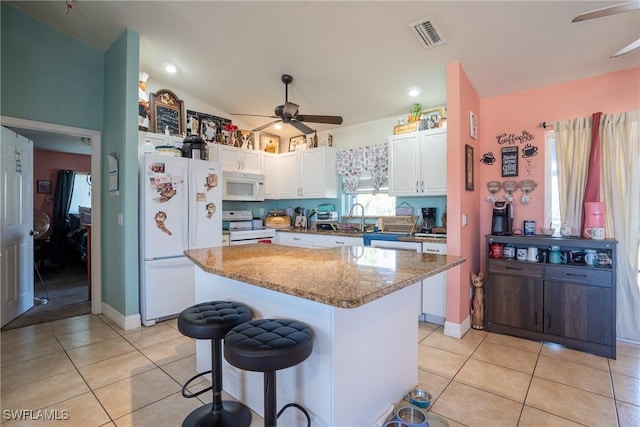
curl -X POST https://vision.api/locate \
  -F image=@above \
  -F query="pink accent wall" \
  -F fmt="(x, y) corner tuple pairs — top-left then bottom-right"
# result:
(444, 66), (639, 329)
(478, 67), (640, 249)
(34, 149), (91, 222)
(445, 61), (482, 325)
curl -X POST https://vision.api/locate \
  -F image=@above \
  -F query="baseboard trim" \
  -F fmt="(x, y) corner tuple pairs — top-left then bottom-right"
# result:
(444, 315), (471, 338)
(101, 303), (141, 331)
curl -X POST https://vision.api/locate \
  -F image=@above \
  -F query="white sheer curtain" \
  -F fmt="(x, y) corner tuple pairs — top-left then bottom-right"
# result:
(553, 117), (592, 229)
(600, 111), (640, 342)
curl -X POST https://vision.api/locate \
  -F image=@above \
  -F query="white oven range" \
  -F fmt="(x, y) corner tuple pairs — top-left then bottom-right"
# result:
(223, 210), (276, 245)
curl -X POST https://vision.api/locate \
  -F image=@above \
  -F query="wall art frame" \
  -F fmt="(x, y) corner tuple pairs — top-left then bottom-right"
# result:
(150, 89), (185, 136)
(465, 144), (475, 191)
(469, 111), (478, 139)
(37, 180), (52, 194)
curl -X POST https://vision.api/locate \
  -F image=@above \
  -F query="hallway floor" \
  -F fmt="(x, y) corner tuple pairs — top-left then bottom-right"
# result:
(1, 314), (638, 426)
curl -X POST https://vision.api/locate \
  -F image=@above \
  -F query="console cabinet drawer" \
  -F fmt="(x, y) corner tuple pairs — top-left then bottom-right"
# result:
(545, 265), (612, 286)
(487, 260), (543, 278)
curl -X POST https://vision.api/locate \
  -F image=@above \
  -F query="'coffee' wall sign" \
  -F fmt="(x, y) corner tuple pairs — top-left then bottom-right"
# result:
(501, 146), (519, 177)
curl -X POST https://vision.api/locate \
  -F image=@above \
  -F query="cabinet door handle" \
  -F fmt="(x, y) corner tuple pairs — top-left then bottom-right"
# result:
(237, 160), (241, 169)
(547, 313), (552, 329)
(293, 237), (301, 241)
(336, 241), (345, 245)
(505, 266), (523, 270)
(535, 310), (538, 326)
(424, 249), (442, 253)
(566, 273), (587, 278)
(416, 181), (420, 193)
(421, 180), (425, 193)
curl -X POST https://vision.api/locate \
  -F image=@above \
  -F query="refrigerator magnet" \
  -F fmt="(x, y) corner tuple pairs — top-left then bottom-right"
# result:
(206, 203), (216, 219)
(154, 211), (172, 235)
(196, 192), (206, 202)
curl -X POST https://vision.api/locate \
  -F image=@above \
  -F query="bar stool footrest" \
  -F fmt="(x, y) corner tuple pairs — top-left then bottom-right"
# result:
(181, 370), (213, 399)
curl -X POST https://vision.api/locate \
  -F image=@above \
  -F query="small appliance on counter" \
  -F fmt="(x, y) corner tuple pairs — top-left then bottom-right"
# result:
(491, 201), (513, 235)
(181, 135), (208, 160)
(316, 211), (339, 231)
(264, 209), (291, 229)
(421, 207), (437, 233)
(583, 202), (606, 238)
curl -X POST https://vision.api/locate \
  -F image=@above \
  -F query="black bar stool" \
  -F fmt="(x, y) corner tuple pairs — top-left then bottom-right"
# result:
(177, 301), (253, 427)
(224, 318), (314, 427)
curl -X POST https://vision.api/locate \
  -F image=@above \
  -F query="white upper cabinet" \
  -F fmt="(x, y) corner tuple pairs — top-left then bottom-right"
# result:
(388, 128), (447, 196)
(215, 145), (262, 173)
(278, 147), (337, 199)
(262, 152), (279, 199)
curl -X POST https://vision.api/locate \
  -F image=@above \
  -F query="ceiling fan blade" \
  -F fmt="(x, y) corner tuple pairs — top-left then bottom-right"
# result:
(572, 0), (640, 22)
(252, 119), (282, 132)
(295, 114), (344, 125)
(289, 119), (314, 135)
(611, 38), (640, 57)
(232, 113), (278, 119)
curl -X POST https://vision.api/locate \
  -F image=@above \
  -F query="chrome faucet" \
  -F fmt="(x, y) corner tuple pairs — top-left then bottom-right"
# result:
(348, 203), (365, 232)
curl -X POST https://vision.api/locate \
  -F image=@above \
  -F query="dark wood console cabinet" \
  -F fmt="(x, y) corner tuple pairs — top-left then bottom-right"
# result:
(485, 235), (617, 359)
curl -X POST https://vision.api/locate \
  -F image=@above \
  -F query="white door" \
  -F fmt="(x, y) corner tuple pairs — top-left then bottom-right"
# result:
(1, 127), (34, 327)
(141, 154), (188, 260)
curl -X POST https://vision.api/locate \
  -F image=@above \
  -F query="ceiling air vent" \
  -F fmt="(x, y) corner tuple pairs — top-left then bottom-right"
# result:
(410, 17), (447, 50)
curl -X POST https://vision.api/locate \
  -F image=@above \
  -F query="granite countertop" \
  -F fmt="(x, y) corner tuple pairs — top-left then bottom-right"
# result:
(184, 244), (465, 309)
(275, 227), (447, 243)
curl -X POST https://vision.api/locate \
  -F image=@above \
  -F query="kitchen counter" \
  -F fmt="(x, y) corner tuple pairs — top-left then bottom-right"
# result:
(275, 226), (448, 244)
(185, 244), (463, 308)
(186, 244), (465, 426)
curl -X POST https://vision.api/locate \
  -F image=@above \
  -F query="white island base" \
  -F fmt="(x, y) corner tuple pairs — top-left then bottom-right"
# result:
(194, 268), (421, 427)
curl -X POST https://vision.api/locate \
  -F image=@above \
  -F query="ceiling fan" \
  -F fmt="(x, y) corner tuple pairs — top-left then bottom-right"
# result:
(572, 0), (640, 57)
(232, 74), (343, 135)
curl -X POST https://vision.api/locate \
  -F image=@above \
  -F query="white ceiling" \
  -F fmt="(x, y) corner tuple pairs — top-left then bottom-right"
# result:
(6, 1), (640, 143)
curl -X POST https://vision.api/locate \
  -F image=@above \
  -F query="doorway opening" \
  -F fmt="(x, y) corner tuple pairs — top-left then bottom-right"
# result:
(0, 116), (101, 329)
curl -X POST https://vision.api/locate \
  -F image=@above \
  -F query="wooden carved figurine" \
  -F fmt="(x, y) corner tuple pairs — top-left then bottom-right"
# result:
(471, 272), (485, 330)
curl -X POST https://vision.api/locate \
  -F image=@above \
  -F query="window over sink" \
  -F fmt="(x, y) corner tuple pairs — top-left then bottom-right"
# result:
(343, 172), (395, 216)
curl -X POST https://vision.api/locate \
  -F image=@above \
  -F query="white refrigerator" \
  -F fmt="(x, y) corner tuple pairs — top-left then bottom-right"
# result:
(140, 154), (222, 326)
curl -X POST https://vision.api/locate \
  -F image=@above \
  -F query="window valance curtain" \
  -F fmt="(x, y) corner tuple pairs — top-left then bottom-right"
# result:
(336, 144), (388, 194)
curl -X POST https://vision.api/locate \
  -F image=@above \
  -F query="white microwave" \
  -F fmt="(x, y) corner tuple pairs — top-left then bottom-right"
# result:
(222, 171), (265, 201)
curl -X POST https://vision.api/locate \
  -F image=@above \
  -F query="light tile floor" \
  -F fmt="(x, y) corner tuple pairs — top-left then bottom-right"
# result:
(1, 315), (639, 426)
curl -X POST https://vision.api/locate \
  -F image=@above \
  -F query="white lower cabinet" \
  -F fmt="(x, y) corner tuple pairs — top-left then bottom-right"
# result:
(422, 242), (446, 325)
(222, 234), (230, 246)
(313, 235), (363, 248)
(276, 232), (314, 248)
(276, 232), (363, 248)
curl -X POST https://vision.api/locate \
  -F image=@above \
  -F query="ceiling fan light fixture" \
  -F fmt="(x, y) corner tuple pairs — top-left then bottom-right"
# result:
(407, 86), (422, 97)
(274, 123), (282, 130)
(163, 62), (178, 74)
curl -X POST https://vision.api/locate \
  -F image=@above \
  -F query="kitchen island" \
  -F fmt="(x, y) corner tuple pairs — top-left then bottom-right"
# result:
(185, 244), (465, 426)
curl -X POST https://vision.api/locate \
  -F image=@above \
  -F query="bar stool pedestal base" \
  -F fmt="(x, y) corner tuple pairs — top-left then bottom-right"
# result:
(182, 401), (251, 427)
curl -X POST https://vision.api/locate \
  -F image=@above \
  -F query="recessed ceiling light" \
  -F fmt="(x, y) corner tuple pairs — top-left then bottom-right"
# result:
(163, 63), (177, 74)
(407, 87), (422, 97)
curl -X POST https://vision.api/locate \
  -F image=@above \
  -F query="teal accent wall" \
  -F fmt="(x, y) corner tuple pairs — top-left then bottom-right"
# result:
(102, 29), (140, 316)
(0, 3), (104, 130)
(2, 3), (140, 319)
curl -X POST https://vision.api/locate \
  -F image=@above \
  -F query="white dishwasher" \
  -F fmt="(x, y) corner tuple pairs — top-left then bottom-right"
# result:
(370, 240), (422, 319)
(421, 242), (447, 325)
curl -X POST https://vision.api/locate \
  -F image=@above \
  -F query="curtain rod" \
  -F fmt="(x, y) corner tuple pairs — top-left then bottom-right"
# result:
(538, 122), (554, 129)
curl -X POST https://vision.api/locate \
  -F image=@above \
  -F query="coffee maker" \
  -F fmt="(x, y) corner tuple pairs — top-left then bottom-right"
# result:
(491, 201), (513, 235)
(421, 208), (437, 233)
